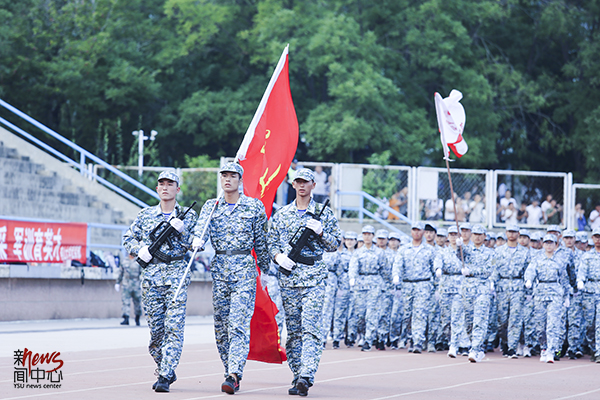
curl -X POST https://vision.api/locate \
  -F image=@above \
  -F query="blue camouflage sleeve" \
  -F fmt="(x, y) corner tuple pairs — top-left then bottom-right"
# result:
(253, 200), (270, 274)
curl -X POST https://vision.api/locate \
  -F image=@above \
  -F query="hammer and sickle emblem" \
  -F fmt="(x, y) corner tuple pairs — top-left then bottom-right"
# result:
(259, 164), (281, 198)
(260, 130), (271, 154)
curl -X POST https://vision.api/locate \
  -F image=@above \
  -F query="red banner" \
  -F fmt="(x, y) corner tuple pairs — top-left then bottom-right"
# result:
(0, 219), (87, 264)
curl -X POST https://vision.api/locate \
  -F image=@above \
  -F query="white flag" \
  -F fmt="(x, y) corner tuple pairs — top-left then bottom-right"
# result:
(434, 89), (467, 159)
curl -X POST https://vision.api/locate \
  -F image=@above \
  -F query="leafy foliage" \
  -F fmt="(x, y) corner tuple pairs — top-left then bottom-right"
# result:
(0, 0), (599, 183)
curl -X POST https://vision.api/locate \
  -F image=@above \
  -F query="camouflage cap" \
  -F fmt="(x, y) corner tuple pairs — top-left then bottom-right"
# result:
(219, 162), (244, 177)
(411, 221), (425, 230)
(546, 225), (561, 233)
(344, 231), (358, 240)
(592, 228), (600, 237)
(576, 231), (588, 242)
(294, 168), (315, 182)
(543, 234), (558, 243)
(562, 229), (576, 238)
(437, 228), (448, 237)
(424, 222), (437, 232)
(362, 225), (375, 234)
(459, 222), (472, 231)
(506, 224), (520, 232)
(519, 229), (531, 238)
(497, 232), (507, 241)
(375, 229), (389, 239)
(157, 169), (180, 185)
(447, 225), (458, 234)
(389, 232), (402, 241)
(472, 224), (486, 235)
(530, 231), (543, 241)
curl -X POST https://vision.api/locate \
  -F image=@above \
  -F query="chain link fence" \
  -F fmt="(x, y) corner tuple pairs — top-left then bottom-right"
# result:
(416, 167), (489, 226)
(572, 184), (600, 232)
(336, 164), (411, 222)
(493, 171), (568, 229)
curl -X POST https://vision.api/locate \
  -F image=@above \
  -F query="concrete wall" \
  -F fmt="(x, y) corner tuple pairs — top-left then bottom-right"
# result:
(0, 278), (213, 321)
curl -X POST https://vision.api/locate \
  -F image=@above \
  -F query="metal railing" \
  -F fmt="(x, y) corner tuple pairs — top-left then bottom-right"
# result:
(0, 99), (158, 208)
(337, 191), (411, 237)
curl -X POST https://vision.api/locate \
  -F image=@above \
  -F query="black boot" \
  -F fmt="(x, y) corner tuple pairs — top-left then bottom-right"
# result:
(155, 376), (170, 392)
(135, 314), (141, 326)
(120, 315), (129, 325)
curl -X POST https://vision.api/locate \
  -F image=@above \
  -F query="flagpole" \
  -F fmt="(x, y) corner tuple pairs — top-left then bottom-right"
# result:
(435, 92), (465, 267)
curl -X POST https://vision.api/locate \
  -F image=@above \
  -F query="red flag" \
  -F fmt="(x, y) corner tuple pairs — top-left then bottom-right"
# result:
(237, 45), (298, 363)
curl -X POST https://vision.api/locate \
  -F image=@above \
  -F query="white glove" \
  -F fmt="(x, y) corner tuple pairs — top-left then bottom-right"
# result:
(392, 275), (400, 285)
(306, 219), (323, 235)
(138, 246), (152, 262)
(577, 281), (584, 290)
(490, 281), (495, 292)
(564, 297), (570, 308)
(456, 237), (464, 246)
(169, 217), (184, 233)
(275, 253), (295, 271)
(349, 278), (356, 287)
(435, 269), (442, 278)
(461, 267), (470, 276)
(114, 283), (120, 292)
(192, 236), (205, 251)
(525, 280), (532, 289)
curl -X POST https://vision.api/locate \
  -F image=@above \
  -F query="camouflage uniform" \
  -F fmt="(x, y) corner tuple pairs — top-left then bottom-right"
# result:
(321, 251), (340, 343)
(493, 243), (531, 353)
(435, 246), (470, 350)
(267, 199), (341, 386)
(332, 247), (353, 344)
(377, 247), (396, 346)
(427, 244), (442, 351)
(567, 247), (585, 356)
(123, 201), (197, 382)
(195, 194), (269, 380)
(392, 243), (436, 350)
(460, 243), (495, 353)
(525, 251), (570, 356)
(116, 256), (142, 319)
(577, 248), (600, 359)
(348, 245), (388, 346)
(523, 246), (543, 351)
(553, 245), (574, 351)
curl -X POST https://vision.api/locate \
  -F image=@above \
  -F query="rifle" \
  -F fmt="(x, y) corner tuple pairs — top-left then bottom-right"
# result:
(137, 201), (197, 268)
(279, 199), (329, 276)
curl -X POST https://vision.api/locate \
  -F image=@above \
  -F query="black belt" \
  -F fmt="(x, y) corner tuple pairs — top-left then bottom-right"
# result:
(151, 254), (185, 264)
(215, 249), (252, 256)
(443, 272), (462, 276)
(538, 280), (557, 283)
(360, 272), (380, 275)
(403, 277), (431, 283)
(500, 276), (523, 280)
(588, 278), (599, 282)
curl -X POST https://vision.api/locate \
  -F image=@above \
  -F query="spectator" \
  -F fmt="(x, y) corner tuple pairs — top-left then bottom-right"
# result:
(526, 200), (543, 225)
(462, 191), (472, 220)
(500, 190), (516, 209)
(541, 194), (553, 222)
(589, 204), (600, 230)
(575, 203), (587, 231)
(312, 165), (329, 203)
(516, 203), (528, 224)
(388, 187), (408, 220)
(469, 194), (485, 223)
(502, 201), (518, 225)
(425, 198), (443, 220)
(545, 200), (561, 225)
(455, 197), (466, 222)
(444, 193), (458, 221)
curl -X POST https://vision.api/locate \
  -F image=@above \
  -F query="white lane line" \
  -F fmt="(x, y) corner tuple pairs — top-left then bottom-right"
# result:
(365, 364), (594, 400)
(553, 388), (600, 400)
(177, 362), (466, 400)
